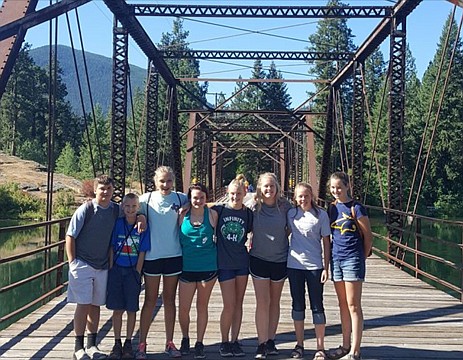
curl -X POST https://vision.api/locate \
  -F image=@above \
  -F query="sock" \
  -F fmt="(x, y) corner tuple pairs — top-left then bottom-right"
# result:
(124, 339), (132, 346)
(75, 335), (84, 352)
(87, 333), (97, 348)
(115, 338), (122, 346)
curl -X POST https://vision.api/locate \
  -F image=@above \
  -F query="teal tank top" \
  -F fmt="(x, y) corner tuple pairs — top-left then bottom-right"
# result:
(180, 207), (217, 272)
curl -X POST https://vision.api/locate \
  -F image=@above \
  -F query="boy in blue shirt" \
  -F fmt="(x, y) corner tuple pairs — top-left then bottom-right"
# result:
(107, 193), (151, 359)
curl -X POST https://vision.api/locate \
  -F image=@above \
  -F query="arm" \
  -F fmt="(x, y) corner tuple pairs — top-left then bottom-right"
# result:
(136, 251), (146, 274)
(321, 235), (331, 283)
(358, 215), (373, 258)
(65, 235), (76, 263)
(209, 208), (218, 228)
(136, 214), (147, 232)
(109, 247), (114, 269)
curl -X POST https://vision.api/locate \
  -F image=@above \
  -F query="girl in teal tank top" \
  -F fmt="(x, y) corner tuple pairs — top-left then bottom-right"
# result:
(177, 183), (218, 358)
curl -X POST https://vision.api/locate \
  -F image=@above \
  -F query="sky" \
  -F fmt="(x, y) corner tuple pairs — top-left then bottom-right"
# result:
(23, 0), (462, 108)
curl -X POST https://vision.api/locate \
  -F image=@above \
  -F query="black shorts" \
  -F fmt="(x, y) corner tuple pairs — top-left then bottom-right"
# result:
(143, 256), (182, 277)
(180, 270), (218, 283)
(249, 256), (287, 282)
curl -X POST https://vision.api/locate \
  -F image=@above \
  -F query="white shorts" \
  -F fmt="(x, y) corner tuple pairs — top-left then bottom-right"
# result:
(67, 259), (108, 305)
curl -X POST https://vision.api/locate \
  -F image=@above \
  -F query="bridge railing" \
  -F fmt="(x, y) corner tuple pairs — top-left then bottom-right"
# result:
(366, 205), (463, 302)
(0, 218), (70, 329)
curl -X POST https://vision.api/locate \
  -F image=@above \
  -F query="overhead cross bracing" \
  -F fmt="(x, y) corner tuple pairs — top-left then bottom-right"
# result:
(131, 4), (392, 18)
(160, 50), (354, 61)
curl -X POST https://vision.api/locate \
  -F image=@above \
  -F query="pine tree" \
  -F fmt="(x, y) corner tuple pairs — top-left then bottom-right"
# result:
(55, 142), (79, 176)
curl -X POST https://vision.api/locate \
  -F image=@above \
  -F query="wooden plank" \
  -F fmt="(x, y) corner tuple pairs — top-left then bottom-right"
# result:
(1, 255), (462, 359)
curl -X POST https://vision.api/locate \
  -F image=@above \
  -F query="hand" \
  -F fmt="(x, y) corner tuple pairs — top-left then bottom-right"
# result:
(137, 214), (147, 232)
(320, 269), (328, 283)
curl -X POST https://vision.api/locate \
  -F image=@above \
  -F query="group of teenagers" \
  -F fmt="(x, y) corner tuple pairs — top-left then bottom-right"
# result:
(65, 166), (373, 360)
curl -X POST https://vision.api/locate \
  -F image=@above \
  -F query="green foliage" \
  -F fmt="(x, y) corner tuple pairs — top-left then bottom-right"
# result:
(56, 142), (79, 177)
(0, 183), (46, 220)
(53, 191), (76, 218)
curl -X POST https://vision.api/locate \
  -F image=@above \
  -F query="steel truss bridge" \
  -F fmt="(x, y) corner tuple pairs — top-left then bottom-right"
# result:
(0, 0), (456, 259)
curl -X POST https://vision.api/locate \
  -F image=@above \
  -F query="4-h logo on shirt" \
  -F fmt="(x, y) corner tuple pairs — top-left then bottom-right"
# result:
(221, 221), (245, 243)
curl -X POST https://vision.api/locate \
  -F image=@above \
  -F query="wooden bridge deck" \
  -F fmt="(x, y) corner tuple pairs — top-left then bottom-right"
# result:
(0, 255), (462, 360)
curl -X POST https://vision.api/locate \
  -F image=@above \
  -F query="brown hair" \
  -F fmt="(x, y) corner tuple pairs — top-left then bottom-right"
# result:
(294, 182), (320, 216)
(93, 174), (114, 190)
(188, 183), (209, 201)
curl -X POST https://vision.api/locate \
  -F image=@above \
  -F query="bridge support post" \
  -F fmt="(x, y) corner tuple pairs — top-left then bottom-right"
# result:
(183, 112), (197, 193)
(144, 62), (159, 192)
(167, 85), (183, 191)
(110, 18), (129, 202)
(305, 115), (318, 198)
(352, 61), (365, 201)
(387, 17), (406, 259)
(318, 87), (334, 202)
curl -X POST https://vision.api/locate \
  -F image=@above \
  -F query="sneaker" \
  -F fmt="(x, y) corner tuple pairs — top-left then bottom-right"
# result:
(121, 341), (134, 359)
(73, 349), (91, 360)
(340, 355), (361, 360)
(231, 341), (245, 357)
(165, 341), (182, 358)
(266, 339), (278, 356)
(86, 346), (107, 359)
(255, 343), (267, 359)
(180, 337), (190, 355)
(108, 343), (123, 359)
(194, 341), (206, 359)
(135, 343), (147, 360)
(219, 342), (233, 357)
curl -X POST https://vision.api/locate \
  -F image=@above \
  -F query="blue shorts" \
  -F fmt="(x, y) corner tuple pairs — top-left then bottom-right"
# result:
(143, 256), (182, 276)
(218, 268), (249, 283)
(331, 257), (365, 282)
(106, 264), (142, 312)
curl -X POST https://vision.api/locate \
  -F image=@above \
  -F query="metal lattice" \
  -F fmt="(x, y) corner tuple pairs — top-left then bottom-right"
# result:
(144, 62), (159, 192)
(351, 62), (365, 201)
(387, 18), (406, 255)
(318, 87), (335, 202)
(110, 20), (129, 202)
(167, 85), (183, 191)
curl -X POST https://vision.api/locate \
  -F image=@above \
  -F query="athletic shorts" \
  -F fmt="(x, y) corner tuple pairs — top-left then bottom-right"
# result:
(106, 264), (142, 312)
(249, 256), (287, 282)
(218, 268), (249, 283)
(143, 256), (182, 276)
(180, 270), (218, 283)
(67, 258), (108, 305)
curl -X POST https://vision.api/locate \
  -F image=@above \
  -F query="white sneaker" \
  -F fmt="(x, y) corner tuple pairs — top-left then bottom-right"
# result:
(86, 346), (107, 359)
(73, 349), (91, 360)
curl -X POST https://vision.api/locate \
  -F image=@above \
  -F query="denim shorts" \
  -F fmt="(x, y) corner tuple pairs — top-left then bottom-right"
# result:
(106, 264), (142, 312)
(331, 257), (365, 282)
(218, 268), (249, 282)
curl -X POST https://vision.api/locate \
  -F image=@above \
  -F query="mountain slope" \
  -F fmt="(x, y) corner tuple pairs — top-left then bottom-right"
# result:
(30, 45), (146, 115)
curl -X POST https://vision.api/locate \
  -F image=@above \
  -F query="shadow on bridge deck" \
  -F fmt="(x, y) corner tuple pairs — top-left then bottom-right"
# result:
(1, 255), (462, 359)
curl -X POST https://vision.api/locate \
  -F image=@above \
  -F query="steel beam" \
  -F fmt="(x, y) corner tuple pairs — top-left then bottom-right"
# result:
(160, 50), (353, 62)
(351, 62), (365, 201)
(318, 87), (335, 202)
(132, 4), (392, 18)
(103, 0), (176, 86)
(110, 20), (129, 202)
(387, 18), (406, 257)
(144, 62), (159, 192)
(331, 0), (422, 88)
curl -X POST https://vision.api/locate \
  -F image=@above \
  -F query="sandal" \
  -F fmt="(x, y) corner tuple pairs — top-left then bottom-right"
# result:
(326, 346), (351, 360)
(313, 350), (327, 360)
(291, 345), (304, 359)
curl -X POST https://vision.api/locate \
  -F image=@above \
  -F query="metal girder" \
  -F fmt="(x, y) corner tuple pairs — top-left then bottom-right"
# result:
(132, 4), (392, 18)
(179, 109), (326, 116)
(167, 85), (184, 191)
(387, 19), (406, 256)
(110, 21), (129, 203)
(351, 62), (365, 201)
(331, 0), (422, 88)
(103, 0), (176, 86)
(144, 62), (159, 193)
(318, 87), (335, 202)
(160, 50), (354, 62)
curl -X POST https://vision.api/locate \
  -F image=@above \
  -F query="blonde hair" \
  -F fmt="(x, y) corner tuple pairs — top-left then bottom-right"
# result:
(154, 166), (175, 189)
(122, 192), (139, 205)
(254, 172), (283, 212)
(228, 174), (247, 192)
(293, 182), (320, 216)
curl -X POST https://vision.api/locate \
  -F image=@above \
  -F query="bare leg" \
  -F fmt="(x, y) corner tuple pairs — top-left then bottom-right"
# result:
(344, 281), (363, 356)
(219, 279), (236, 342)
(333, 281), (352, 350)
(195, 278), (217, 342)
(112, 310), (124, 339)
(139, 275), (161, 344)
(252, 278), (270, 344)
(231, 275), (248, 341)
(74, 304), (90, 336)
(126, 311), (136, 340)
(162, 275), (179, 344)
(178, 281), (196, 339)
(268, 280), (285, 340)
(314, 323), (326, 351)
(293, 320), (304, 347)
(87, 305), (101, 334)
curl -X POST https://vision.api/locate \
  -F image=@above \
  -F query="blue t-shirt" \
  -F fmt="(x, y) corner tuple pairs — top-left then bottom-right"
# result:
(111, 217), (151, 268)
(328, 200), (367, 261)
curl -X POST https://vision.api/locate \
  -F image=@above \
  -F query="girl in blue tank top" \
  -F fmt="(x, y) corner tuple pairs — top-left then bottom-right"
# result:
(177, 183), (218, 359)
